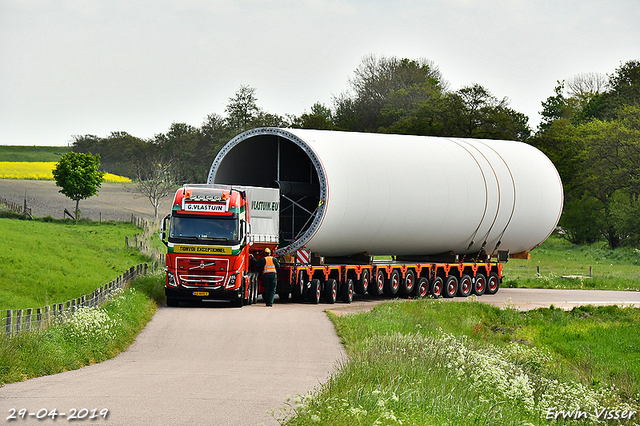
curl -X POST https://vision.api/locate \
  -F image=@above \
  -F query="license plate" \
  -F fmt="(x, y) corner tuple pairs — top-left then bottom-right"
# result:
(193, 291), (209, 296)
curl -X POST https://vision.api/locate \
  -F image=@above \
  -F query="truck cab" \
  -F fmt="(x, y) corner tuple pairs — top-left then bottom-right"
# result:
(161, 184), (279, 307)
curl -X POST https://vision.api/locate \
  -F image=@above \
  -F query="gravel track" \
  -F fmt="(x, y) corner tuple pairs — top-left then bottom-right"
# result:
(0, 179), (174, 221)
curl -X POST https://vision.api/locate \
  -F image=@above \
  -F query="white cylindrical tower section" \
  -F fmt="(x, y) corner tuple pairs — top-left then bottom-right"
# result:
(209, 128), (563, 258)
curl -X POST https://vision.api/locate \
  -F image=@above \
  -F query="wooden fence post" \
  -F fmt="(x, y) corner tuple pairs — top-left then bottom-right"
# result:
(5, 310), (12, 337)
(16, 309), (23, 335)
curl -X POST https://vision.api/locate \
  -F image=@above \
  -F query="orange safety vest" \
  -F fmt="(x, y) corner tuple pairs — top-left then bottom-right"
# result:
(263, 256), (277, 274)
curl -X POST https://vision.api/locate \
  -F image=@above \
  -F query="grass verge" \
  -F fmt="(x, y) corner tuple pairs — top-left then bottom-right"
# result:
(0, 273), (165, 387)
(503, 234), (640, 291)
(0, 218), (151, 310)
(281, 299), (639, 425)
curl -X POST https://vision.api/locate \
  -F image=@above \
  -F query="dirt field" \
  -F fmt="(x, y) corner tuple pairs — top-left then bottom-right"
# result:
(0, 179), (174, 221)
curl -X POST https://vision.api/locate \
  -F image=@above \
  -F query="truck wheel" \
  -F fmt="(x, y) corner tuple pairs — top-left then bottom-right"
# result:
(241, 277), (250, 305)
(457, 274), (472, 297)
(384, 270), (400, 296)
(278, 289), (289, 302)
(250, 275), (258, 304)
(325, 279), (337, 304)
(246, 277), (253, 305)
(355, 269), (369, 294)
(486, 272), (500, 295)
(443, 275), (458, 298)
(413, 277), (429, 298)
(292, 272), (306, 302)
(473, 273), (486, 296)
(166, 297), (179, 307)
(401, 270), (415, 297)
(430, 277), (443, 298)
(370, 270), (385, 296)
(309, 279), (321, 304)
(341, 279), (354, 303)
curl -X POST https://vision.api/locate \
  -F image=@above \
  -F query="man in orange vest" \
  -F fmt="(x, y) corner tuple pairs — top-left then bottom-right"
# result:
(252, 248), (280, 306)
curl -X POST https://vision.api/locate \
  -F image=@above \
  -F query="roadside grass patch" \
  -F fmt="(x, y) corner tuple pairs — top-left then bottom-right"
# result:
(282, 299), (639, 425)
(503, 234), (640, 291)
(0, 218), (150, 310)
(0, 274), (164, 386)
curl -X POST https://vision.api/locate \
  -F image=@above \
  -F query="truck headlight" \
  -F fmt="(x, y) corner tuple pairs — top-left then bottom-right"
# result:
(225, 273), (238, 289)
(166, 271), (178, 288)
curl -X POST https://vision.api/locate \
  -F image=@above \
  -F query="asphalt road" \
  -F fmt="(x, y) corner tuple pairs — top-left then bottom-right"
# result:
(2, 288), (640, 425)
(0, 301), (345, 426)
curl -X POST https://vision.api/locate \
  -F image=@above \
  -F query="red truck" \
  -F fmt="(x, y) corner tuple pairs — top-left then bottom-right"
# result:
(161, 184), (503, 307)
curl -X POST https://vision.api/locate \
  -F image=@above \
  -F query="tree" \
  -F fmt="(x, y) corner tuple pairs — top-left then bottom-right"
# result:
(225, 85), (260, 133)
(333, 55), (446, 132)
(52, 152), (105, 222)
(130, 155), (180, 220)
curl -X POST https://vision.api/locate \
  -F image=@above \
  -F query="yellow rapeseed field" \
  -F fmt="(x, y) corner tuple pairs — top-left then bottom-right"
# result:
(0, 162), (131, 183)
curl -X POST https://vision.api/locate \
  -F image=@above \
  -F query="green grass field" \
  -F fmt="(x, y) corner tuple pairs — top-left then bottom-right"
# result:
(0, 218), (151, 311)
(282, 300), (639, 425)
(0, 146), (70, 162)
(503, 234), (640, 291)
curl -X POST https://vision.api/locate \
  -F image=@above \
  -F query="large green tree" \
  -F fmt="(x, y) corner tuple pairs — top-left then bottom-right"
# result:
(52, 152), (105, 222)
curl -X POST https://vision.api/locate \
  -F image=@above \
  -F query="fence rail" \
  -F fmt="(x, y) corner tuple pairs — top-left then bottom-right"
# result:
(1, 263), (155, 337)
(0, 196), (32, 218)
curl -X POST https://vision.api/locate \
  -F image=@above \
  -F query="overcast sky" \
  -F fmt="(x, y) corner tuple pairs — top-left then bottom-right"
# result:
(1, 0), (639, 146)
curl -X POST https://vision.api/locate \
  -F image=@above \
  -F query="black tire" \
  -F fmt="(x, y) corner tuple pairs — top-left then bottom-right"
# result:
(458, 274), (472, 297)
(443, 275), (458, 298)
(166, 297), (179, 307)
(325, 279), (337, 304)
(309, 279), (321, 304)
(246, 276), (253, 305)
(369, 269), (385, 296)
(355, 269), (369, 294)
(401, 270), (415, 296)
(486, 272), (500, 295)
(241, 276), (250, 305)
(384, 270), (400, 296)
(292, 272), (306, 302)
(430, 276), (443, 298)
(278, 287), (289, 302)
(413, 277), (429, 298)
(341, 279), (354, 303)
(473, 273), (486, 296)
(253, 275), (259, 304)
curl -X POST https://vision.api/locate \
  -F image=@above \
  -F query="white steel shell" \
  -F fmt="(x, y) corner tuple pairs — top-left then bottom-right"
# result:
(208, 128), (563, 257)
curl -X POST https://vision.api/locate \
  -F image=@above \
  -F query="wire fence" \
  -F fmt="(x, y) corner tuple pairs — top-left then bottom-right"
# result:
(1, 263), (159, 337)
(1, 214), (167, 338)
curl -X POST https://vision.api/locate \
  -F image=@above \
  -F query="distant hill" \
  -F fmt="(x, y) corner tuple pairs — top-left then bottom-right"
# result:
(0, 146), (71, 162)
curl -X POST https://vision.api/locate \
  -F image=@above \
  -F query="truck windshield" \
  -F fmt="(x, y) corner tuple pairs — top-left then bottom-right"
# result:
(169, 215), (239, 244)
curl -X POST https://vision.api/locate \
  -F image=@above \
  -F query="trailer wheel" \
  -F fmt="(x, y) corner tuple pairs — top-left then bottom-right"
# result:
(443, 275), (458, 298)
(385, 270), (400, 296)
(486, 272), (500, 295)
(401, 270), (415, 297)
(341, 279), (354, 303)
(458, 274), (472, 297)
(370, 269), (385, 296)
(355, 269), (369, 294)
(309, 279), (321, 304)
(473, 273), (486, 296)
(414, 277), (429, 298)
(325, 279), (337, 304)
(292, 272), (306, 302)
(430, 276), (443, 298)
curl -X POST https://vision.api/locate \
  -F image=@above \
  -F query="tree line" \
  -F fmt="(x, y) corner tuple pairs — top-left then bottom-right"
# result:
(71, 55), (640, 248)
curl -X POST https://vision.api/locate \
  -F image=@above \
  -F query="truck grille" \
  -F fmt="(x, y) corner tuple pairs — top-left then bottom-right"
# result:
(175, 256), (228, 288)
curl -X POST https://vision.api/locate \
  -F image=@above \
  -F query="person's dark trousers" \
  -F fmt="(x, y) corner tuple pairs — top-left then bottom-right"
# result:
(263, 273), (277, 306)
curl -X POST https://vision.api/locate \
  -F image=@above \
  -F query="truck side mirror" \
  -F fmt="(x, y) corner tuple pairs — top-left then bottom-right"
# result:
(160, 214), (170, 247)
